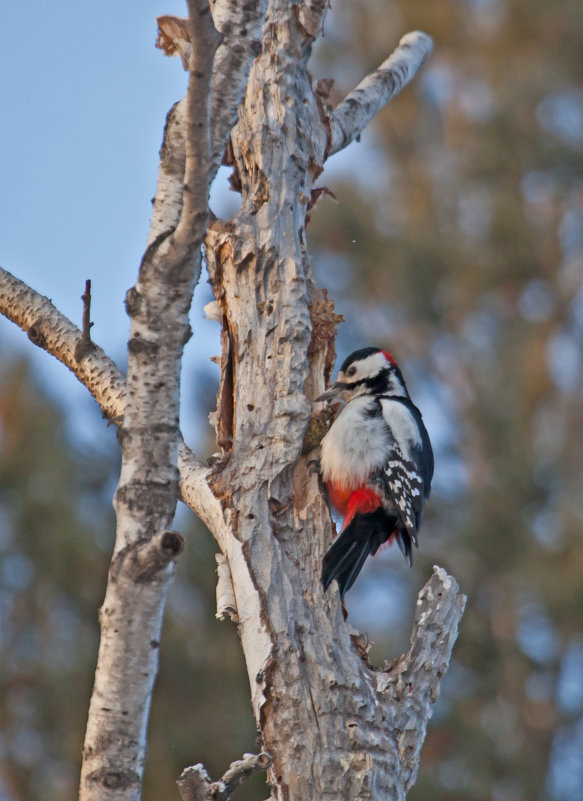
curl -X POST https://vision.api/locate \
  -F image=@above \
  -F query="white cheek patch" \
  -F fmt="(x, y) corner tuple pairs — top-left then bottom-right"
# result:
(340, 351), (389, 384)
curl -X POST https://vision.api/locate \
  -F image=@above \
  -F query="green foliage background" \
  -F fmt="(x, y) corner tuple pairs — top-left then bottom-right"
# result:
(1, 0), (583, 799)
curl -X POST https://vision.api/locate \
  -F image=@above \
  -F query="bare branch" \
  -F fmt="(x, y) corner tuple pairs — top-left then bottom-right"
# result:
(0, 266), (126, 420)
(177, 753), (272, 801)
(74, 279), (96, 361)
(380, 566), (466, 791)
(81, 279), (92, 337)
(399, 566), (466, 789)
(173, 0), (220, 249)
(0, 266), (227, 545)
(328, 30), (433, 157)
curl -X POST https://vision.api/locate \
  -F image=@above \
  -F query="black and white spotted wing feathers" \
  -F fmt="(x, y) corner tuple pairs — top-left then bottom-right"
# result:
(381, 447), (425, 541)
(369, 397), (433, 562)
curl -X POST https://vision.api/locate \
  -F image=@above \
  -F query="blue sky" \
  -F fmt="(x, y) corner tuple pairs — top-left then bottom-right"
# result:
(0, 0), (226, 448)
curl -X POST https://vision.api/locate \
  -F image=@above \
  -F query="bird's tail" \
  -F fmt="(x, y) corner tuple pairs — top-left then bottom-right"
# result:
(322, 508), (399, 599)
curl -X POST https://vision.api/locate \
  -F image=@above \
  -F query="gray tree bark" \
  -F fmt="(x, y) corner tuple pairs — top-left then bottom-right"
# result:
(0, 1), (465, 800)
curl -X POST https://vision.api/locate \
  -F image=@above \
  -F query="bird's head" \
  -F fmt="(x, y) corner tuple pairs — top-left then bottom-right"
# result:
(317, 347), (409, 403)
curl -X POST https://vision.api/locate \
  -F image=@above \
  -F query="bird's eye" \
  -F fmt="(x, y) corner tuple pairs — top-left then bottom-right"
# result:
(346, 366), (357, 377)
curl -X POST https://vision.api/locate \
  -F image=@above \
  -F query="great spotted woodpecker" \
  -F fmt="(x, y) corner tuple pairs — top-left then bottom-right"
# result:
(317, 347), (434, 599)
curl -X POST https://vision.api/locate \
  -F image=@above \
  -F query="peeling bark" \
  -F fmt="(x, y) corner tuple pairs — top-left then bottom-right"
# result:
(208, 0), (269, 177)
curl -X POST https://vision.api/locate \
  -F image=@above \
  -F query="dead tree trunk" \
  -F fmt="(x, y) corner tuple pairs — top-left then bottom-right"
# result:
(0, 1), (465, 800)
(200, 4), (463, 799)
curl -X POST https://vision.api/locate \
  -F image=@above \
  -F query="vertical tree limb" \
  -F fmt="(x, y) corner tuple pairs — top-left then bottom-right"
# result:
(383, 567), (467, 792)
(148, 97), (188, 245)
(78, 2), (220, 799)
(208, 0), (268, 178)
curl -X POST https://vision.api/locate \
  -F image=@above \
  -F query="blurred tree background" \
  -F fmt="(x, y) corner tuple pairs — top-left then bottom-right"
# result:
(1, 0), (583, 799)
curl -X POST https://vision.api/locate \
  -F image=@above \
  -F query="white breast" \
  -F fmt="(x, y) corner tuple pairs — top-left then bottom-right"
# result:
(320, 397), (390, 489)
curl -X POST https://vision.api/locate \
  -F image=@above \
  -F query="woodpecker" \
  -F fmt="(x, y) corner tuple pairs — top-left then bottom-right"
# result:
(317, 347), (434, 599)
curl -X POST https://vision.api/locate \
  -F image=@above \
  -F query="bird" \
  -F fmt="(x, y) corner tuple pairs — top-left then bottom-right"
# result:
(316, 346), (434, 599)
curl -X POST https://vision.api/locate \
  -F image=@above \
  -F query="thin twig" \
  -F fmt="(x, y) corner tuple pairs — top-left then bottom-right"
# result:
(173, 0), (221, 251)
(75, 279), (96, 360)
(81, 279), (93, 341)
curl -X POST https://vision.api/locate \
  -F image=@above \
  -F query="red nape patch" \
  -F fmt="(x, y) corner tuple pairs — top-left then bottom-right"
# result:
(382, 350), (396, 365)
(342, 488), (382, 530)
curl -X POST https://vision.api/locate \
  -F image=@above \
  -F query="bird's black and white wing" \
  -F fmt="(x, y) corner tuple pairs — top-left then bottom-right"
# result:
(381, 447), (425, 537)
(377, 396), (433, 538)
